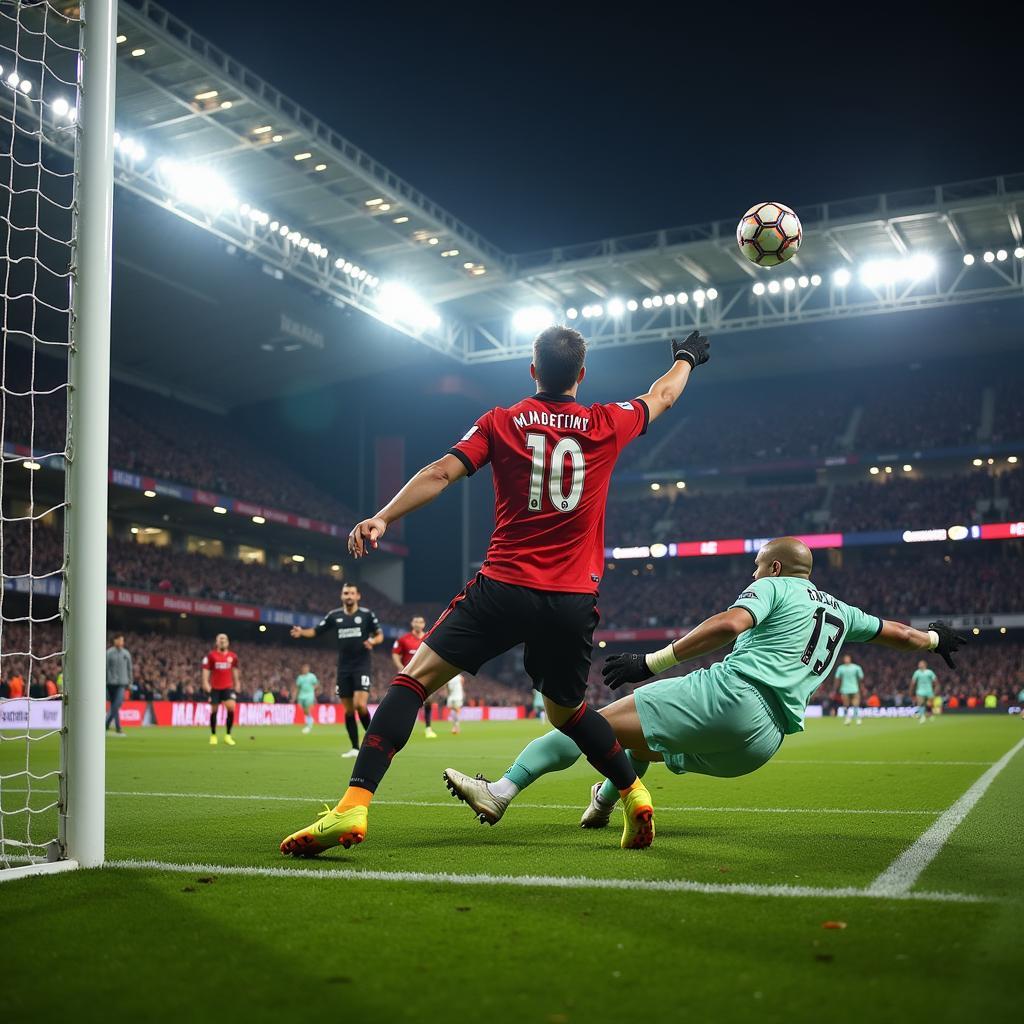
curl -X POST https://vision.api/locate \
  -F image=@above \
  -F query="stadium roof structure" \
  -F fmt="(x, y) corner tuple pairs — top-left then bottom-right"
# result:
(6, 1), (1024, 373)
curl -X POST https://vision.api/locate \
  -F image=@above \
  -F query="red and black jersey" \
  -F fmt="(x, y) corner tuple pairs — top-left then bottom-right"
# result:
(202, 649), (239, 691)
(392, 631), (424, 667)
(448, 392), (647, 594)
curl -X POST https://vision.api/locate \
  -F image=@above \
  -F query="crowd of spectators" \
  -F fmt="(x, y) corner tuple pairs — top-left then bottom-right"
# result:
(0, 622), (520, 706)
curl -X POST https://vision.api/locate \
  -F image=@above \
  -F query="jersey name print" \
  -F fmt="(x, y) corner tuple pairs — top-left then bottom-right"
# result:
(447, 392), (649, 594)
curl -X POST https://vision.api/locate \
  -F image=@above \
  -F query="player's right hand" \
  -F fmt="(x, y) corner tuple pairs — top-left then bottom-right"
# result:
(289, 626), (302, 639)
(928, 620), (969, 670)
(602, 652), (655, 691)
(348, 517), (387, 558)
(671, 331), (710, 369)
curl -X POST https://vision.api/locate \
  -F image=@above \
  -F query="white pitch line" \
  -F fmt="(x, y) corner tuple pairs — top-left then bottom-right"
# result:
(867, 737), (1024, 897)
(101, 857), (983, 904)
(91, 789), (939, 816)
(772, 759), (995, 767)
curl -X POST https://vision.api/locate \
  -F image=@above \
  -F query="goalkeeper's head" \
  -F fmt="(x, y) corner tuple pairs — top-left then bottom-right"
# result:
(753, 537), (813, 580)
(530, 326), (587, 395)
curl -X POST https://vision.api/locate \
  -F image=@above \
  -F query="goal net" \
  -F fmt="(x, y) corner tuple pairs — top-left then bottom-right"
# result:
(1, 0), (115, 879)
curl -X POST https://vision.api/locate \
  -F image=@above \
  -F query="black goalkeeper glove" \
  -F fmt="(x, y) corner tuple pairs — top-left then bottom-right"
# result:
(927, 621), (969, 670)
(601, 652), (655, 691)
(671, 331), (711, 369)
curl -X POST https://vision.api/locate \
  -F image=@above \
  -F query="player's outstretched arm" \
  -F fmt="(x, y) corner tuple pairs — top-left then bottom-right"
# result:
(290, 626), (316, 639)
(637, 332), (710, 424)
(603, 607), (752, 689)
(349, 453), (468, 558)
(868, 619), (968, 669)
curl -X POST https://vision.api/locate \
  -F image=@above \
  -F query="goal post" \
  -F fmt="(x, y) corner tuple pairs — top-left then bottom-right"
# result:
(65, 0), (117, 870)
(0, 0), (116, 881)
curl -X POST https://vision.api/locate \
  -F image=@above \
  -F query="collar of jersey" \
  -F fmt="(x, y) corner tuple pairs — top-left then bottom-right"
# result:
(532, 391), (576, 404)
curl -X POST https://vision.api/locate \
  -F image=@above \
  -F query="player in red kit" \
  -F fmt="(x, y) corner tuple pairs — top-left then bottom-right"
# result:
(281, 326), (710, 856)
(393, 615), (436, 738)
(202, 632), (240, 746)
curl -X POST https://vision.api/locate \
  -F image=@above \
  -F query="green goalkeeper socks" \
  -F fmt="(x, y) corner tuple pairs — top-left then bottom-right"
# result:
(597, 751), (650, 805)
(503, 729), (583, 791)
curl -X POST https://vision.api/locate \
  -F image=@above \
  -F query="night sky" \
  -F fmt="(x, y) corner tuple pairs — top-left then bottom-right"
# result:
(159, 3), (1021, 252)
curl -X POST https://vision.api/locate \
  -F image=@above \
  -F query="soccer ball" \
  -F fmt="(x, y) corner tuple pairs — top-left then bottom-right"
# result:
(736, 202), (802, 267)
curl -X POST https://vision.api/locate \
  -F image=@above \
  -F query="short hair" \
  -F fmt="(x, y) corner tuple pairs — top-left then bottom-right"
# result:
(533, 326), (587, 393)
(342, 582), (359, 591)
(113, 633), (125, 641)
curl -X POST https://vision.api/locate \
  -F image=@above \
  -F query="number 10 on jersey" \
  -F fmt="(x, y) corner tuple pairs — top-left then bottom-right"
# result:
(526, 433), (585, 512)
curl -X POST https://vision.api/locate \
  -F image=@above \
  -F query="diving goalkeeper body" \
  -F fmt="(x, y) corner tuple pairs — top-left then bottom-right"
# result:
(443, 536), (968, 827)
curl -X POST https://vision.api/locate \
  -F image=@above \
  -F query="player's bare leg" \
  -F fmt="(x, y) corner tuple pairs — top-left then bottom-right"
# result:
(282, 643), (458, 856)
(851, 692), (862, 726)
(339, 696), (359, 756)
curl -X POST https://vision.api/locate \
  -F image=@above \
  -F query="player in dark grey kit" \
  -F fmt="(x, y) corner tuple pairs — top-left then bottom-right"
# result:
(291, 583), (383, 756)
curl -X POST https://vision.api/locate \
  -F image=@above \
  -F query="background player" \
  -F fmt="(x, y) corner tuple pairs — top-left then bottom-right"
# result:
(295, 663), (319, 734)
(835, 653), (864, 726)
(911, 660), (938, 722)
(280, 326), (711, 856)
(202, 633), (240, 746)
(445, 672), (465, 734)
(393, 615), (436, 738)
(291, 583), (384, 756)
(442, 537), (968, 828)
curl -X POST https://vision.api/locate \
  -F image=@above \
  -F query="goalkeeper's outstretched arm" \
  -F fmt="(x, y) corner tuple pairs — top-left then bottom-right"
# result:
(868, 619), (968, 669)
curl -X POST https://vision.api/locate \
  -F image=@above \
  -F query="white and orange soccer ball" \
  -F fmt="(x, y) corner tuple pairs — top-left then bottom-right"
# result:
(736, 202), (802, 267)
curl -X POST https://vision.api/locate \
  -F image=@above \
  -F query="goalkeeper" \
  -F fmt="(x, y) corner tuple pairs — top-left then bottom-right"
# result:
(443, 537), (968, 834)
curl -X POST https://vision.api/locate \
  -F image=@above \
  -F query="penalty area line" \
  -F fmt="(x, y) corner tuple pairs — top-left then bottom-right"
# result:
(867, 736), (1024, 897)
(102, 858), (984, 904)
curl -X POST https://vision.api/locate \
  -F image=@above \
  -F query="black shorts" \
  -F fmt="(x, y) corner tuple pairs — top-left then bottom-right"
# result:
(425, 573), (598, 708)
(337, 669), (373, 699)
(209, 689), (237, 704)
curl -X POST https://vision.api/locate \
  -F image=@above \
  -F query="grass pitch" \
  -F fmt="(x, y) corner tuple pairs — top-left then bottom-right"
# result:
(2, 715), (1022, 1023)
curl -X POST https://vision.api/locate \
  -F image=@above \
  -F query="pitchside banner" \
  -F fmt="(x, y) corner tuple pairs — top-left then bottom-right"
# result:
(0, 699), (63, 730)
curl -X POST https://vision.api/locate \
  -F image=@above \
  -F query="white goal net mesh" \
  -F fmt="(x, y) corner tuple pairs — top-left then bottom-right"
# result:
(0, 0), (83, 870)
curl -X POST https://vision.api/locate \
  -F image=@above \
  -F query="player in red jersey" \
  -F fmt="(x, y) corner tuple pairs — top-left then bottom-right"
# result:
(202, 632), (240, 746)
(393, 615), (437, 738)
(281, 326), (710, 856)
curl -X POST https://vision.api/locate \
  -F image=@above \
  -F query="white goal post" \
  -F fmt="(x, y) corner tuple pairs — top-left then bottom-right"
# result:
(0, 0), (116, 881)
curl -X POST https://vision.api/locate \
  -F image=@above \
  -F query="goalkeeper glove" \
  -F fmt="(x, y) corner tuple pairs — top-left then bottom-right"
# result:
(671, 331), (711, 369)
(927, 621), (969, 670)
(601, 653), (655, 691)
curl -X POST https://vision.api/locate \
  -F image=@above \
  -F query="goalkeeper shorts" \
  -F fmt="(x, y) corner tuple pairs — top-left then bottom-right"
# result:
(633, 669), (785, 778)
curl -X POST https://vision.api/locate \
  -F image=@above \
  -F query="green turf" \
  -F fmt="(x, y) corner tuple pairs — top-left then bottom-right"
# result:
(2, 716), (1022, 1022)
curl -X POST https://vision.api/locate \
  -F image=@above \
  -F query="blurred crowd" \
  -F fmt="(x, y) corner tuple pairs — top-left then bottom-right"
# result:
(0, 622), (520, 706)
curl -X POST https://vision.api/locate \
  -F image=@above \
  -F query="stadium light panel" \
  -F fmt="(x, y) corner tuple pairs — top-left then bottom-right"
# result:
(663, 294), (676, 306)
(513, 306), (556, 333)
(271, 134), (283, 142)
(220, 101), (233, 110)
(253, 125), (273, 134)
(130, 527), (139, 534)
(642, 297), (653, 309)
(676, 292), (688, 304)
(143, 490), (157, 498)
(752, 282), (766, 296)
(291, 555), (305, 562)
(259, 625), (268, 633)
(675, 481), (685, 489)
(331, 564), (341, 571)
(7, 72), (19, 88)
(116, 34), (127, 43)
(972, 458), (983, 466)
(376, 282), (441, 331)
(213, 506), (227, 514)
(798, 276), (809, 288)
(440, 249), (460, 258)
(767, 280), (781, 294)
(962, 253), (975, 266)
(566, 308), (578, 319)
(314, 163), (326, 172)
(1008, 456), (1018, 464)
(607, 298), (626, 317)
(650, 483), (660, 491)
(293, 152), (312, 161)
(378, 204), (392, 212)
(428, 237), (439, 245)
(131, 48), (146, 57)
(251, 515), (266, 524)
(784, 277), (795, 291)
(626, 299), (638, 312)
(903, 464), (913, 472)
(365, 198), (384, 206)
(869, 466), (880, 475)
(832, 268), (852, 287)
(693, 289), (706, 305)
(22, 460), (41, 471)
(590, 304), (603, 318)
(996, 249), (1008, 261)
(194, 90), (219, 100)
(706, 288), (718, 300)
(651, 296), (663, 307)
(157, 159), (237, 213)
(884, 466), (892, 474)
(394, 216), (410, 224)
(18, 79), (31, 94)
(983, 251), (995, 263)
(810, 274), (822, 286)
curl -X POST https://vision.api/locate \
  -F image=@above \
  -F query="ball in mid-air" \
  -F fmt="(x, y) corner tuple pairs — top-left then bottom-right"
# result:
(736, 202), (802, 267)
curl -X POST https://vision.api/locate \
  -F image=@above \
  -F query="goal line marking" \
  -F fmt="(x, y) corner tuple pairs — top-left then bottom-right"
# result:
(101, 857), (984, 904)
(92, 789), (942, 816)
(867, 737), (1024, 897)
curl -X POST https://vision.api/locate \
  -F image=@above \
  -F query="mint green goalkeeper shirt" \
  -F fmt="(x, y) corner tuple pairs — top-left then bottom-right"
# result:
(726, 576), (883, 734)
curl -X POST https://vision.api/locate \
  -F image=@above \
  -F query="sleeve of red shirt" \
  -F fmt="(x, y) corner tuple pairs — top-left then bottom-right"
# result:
(231, 653), (239, 668)
(447, 409), (494, 476)
(600, 398), (649, 449)
(392, 638), (402, 655)
(202, 654), (210, 669)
